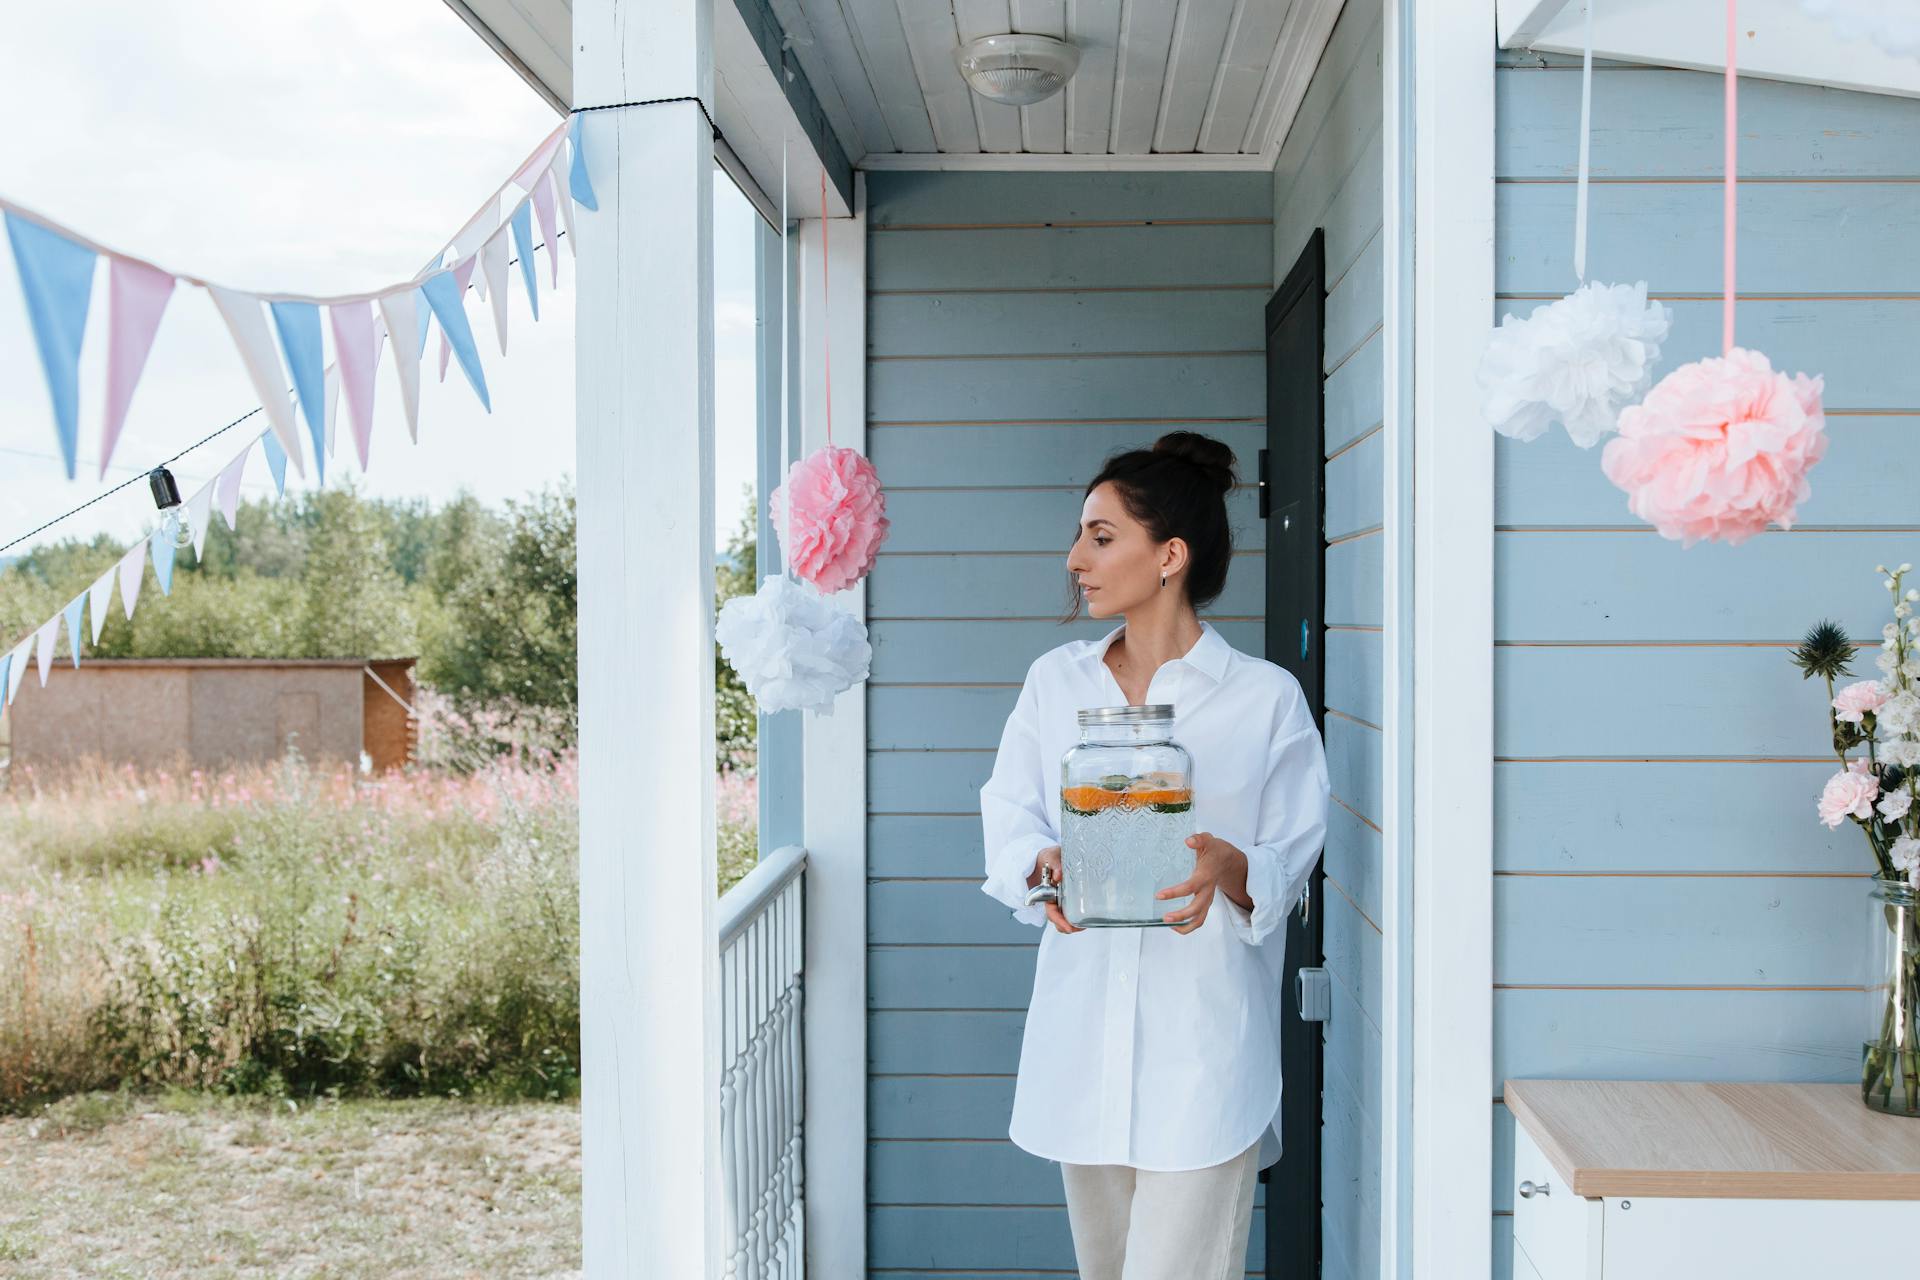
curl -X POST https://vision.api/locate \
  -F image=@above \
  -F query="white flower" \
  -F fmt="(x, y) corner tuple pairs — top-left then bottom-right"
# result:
(715, 574), (872, 715)
(1893, 837), (1920, 881)
(1881, 790), (1915, 821)
(1478, 281), (1673, 447)
(1884, 739), (1920, 769)
(1880, 649), (1901, 674)
(1882, 693), (1920, 738)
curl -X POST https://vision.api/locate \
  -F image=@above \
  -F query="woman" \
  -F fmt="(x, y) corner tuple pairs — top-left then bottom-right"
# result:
(978, 431), (1331, 1280)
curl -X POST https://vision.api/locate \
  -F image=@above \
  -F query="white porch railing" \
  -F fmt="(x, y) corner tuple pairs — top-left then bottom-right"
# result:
(717, 843), (807, 1279)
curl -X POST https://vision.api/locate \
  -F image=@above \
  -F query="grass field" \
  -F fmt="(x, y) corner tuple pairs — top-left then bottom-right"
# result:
(0, 1092), (580, 1278)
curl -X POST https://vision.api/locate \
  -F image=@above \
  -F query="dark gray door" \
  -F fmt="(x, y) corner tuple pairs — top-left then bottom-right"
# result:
(1259, 227), (1326, 1278)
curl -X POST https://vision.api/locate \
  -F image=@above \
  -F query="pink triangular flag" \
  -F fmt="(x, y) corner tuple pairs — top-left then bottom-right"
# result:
(481, 226), (510, 355)
(87, 569), (113, 644)
(547, 144), (577, 258)
(531, 171), (561, 290)
(215, 446), (248, 530)
(101, 258), (176, 479)
(33, 617), (58, 686)
(322, 362), (340, 460)
(207, 285), (305, 477)
(117, 542), (144, 620)
(329, 301), (378, 469)
(375, 290), (422, 442)
(186, 481), (215, 562)
(512, 125), (567, 192)
(5, 639), (27, 704)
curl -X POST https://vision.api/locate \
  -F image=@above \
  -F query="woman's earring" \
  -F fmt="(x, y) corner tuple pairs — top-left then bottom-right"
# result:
(1160, 574), (1167, 588)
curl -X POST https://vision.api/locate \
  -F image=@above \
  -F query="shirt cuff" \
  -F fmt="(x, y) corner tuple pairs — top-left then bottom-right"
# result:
(1220, 841), (1287, 946)
(982, 831), (1055, 928)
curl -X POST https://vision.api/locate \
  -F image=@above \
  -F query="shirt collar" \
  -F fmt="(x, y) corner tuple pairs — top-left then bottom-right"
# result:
(1082, 618), (1233, 685)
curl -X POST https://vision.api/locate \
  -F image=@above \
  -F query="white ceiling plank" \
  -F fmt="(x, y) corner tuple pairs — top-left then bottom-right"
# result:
(767, 0), (890, 157)
(888, 0), (984, 151)
(1013, 0), (1068, 153)
(1198, 0), (1291, 153)
(836, 0), (942, 151)
(1152, 0), (1239, 152)
(1063, 0), (1123, 153)
(1528, 0), (1920, 99)
(1243, 0), (1345, 160)
(1109, 0), (1181, 153)
(1497, 0), (1574, 49)
(857, 148), (1270, 170)
(955, 0), (1026, 151)
(441, 0), (572, 109)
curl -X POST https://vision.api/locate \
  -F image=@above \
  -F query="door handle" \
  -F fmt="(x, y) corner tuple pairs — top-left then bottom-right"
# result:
(1296, 967), (1331, 1022)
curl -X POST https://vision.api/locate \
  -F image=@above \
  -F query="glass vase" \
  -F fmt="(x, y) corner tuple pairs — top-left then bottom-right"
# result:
(1862, 876), (1920, 1117)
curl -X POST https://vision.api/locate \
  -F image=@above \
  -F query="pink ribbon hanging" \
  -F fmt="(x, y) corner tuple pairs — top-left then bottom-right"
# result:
(1723, 0), (1738, 354)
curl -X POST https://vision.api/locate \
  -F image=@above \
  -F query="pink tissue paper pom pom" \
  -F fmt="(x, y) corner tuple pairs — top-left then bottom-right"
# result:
(1599, 347), (1827, 548)
(770, 444), (890, 594)
(1818, 760), (1879, 829)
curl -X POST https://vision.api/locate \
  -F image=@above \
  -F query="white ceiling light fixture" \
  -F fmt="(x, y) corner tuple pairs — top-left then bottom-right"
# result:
(953, 33), (1082, 106)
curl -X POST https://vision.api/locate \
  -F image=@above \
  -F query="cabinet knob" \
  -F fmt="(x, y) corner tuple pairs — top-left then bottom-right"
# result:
(1517, 1180), (1550, 1200)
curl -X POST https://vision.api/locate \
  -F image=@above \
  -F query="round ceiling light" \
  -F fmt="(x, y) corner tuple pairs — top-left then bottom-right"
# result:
(953, 33), (1082, 107)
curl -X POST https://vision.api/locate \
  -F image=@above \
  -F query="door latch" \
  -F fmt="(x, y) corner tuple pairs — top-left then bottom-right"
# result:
(1296, 967), (1331, 1022)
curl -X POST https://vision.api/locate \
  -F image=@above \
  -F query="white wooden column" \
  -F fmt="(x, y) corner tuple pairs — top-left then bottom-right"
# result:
(798, 175), (867, 1280)
(574, 1), (721, 1275)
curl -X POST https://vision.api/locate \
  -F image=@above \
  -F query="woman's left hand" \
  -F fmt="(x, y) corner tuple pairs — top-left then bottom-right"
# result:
(1155, 831), (1252, 934)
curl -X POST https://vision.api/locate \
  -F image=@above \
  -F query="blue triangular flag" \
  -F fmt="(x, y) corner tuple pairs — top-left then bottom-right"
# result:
(5, 213), (97, 479)
(0, 652), (10, 707)
(269, 301), (328, 486)
(420, 269), (491, 412)
(568, 114), (598, 212)
(510, 202), (539, 321)
(262, 432), (288, 495)
(150, 530), (175, 596)
(62, 595), (85, 667)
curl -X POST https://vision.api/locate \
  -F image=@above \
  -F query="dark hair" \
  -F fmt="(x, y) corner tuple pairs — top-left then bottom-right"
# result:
(1061, 430), (1238, 621)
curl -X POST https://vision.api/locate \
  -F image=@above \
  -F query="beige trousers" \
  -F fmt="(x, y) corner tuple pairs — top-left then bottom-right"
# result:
(1058, 1139), (1262, 1280)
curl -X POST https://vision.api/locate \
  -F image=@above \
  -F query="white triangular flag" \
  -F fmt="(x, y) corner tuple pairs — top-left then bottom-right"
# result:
(5, 639), (27, 704)
(448, 194), (497, 300)
(322, 361), (340, 460)
(117, 542), (144, 620)
(207, 285), (306, 477)
(547, 142), (576, 258)
(33, 617), (58, 686)
(187, 481), (215, 562)
(376, 289), (423, 442)
(88, 569), (113, 644)
(481, 225), (510, 355)
(215, 446), (248, 530)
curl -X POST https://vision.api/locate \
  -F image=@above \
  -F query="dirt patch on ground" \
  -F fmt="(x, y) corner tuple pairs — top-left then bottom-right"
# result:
(0, 1094), (580, 1278)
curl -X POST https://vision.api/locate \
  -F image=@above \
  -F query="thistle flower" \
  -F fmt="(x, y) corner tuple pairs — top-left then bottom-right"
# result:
(1791, 620), (1855, 683)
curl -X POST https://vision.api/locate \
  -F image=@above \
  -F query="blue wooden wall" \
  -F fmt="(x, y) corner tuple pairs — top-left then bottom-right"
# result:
(864, 168), (1272, 1276)
(1490, 51), (1920, 1274)
(1272, 3), (1386, 1277)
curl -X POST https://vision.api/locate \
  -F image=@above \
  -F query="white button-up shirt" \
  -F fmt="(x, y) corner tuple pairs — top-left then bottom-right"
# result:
(979, 618), (1331, 1172)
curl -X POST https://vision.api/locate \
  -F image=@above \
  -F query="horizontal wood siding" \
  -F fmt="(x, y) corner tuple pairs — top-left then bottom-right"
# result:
(1491, 50), (1920, 1266)
(865, 167), (1272, 1276)
(1273, 1), (1385, 1275)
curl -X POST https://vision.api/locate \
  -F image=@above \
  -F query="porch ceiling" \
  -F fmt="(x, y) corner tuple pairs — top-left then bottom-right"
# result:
(444, 0), (1346, 175)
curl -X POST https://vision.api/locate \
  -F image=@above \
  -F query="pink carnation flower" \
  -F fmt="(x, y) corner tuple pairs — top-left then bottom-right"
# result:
(1833, 680), (1891, 724)
(1818, 761), (1880, 829)
(770, 444), (890, 594)
(1599, 347), (1827, 547)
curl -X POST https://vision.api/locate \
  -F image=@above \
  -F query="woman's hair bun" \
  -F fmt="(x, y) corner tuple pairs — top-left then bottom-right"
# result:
(1151, 430), (1237, 496)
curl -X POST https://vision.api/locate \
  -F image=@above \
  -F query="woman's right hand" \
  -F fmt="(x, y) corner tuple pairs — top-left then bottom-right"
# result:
(1026, 845), (1083, 934)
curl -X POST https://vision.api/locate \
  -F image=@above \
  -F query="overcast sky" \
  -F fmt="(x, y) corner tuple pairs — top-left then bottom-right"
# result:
(0, 0), (762, 560)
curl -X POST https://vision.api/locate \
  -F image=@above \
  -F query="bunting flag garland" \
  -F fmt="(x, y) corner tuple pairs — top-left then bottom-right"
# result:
(103, 258), (176, 479)
(87, 569), (113, 644)
(6, 212), (97, 479)
(269, 300), (329, 484)
(62, 596), (85, 669)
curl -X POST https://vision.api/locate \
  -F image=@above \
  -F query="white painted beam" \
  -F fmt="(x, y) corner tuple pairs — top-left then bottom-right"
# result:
(574, 0), (722, 1275)
(1496, 0), (1574, 49)
(799, 175), (869, 1280)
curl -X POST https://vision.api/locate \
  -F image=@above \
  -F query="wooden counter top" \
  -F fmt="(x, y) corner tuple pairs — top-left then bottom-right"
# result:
(1504, 1079), (1920, 1200)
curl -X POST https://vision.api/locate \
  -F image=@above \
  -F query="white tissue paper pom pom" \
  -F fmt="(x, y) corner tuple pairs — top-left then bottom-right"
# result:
(716, 574), (872, 715)
(1803, 0), (1920, 58)
(1477, 280), (1673, 448)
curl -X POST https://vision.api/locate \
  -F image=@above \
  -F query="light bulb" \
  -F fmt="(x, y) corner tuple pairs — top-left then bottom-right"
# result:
(162, 507), (195, 551)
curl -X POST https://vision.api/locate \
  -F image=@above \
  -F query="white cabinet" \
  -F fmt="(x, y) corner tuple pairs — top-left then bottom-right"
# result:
(1506, 1080), (1920, 1280)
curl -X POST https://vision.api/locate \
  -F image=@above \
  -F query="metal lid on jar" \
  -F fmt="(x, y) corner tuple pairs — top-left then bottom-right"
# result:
(1077, 703), (1174, 726)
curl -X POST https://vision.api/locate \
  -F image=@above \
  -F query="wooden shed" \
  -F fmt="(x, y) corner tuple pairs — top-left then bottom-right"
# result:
(4, 657), (417, 773)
